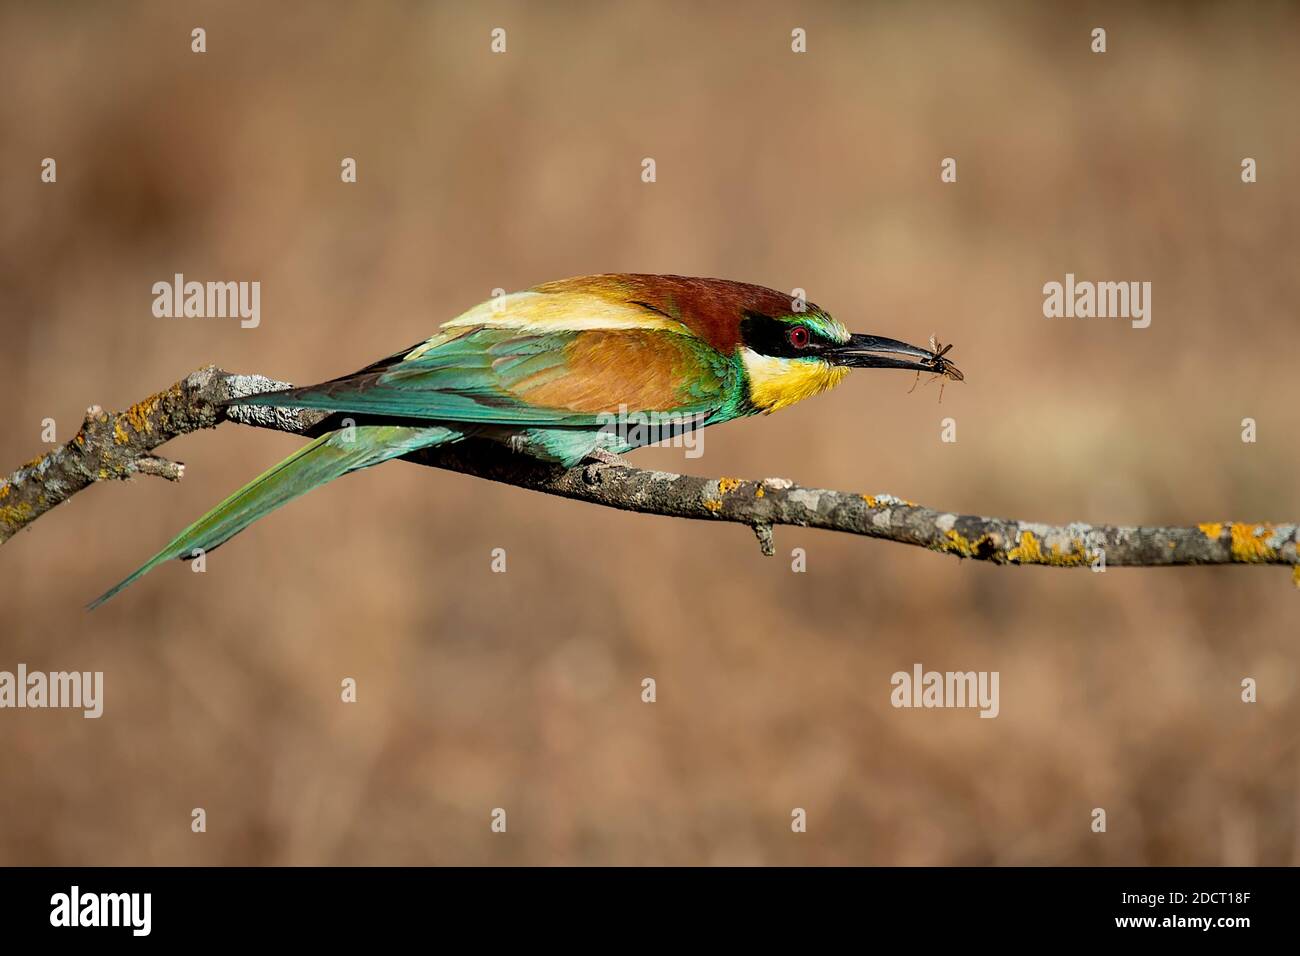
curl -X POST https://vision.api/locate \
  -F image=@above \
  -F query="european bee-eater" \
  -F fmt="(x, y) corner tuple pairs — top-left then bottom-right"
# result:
(91, 274), (960, 607)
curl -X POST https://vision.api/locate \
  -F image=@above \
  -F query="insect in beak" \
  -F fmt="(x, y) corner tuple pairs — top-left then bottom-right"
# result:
(907, 335), (964, 403)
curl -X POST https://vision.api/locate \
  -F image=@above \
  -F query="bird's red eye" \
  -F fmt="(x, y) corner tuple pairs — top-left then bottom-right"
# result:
(787, 325), (811, 349)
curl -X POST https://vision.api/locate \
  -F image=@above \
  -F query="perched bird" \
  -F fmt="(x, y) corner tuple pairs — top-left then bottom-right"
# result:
(91, 274), (961, 607)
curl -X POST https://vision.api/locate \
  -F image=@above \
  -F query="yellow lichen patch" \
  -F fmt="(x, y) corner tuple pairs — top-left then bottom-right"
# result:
(1006, 531), (1089, 567)
(718, 477), (742, 495)
(862, 494), (917, 508)
(1228, 523), (1277, 563)
(116, 386), (174, 444)
(120, 395), (157, 442)
(1053, 540), (1089, 566)
(1198, 522), (1224, 540)
(0, 481), (8, 500)
(754, 486), (765, 498)
(935, 529), (1006, 559)
(1293, 566), (1300, 589)
(0, 500), (35, 527)
(702, 498), (723, 513)
(1007, 531), (1043, 563)
(937, 529), (984, 557)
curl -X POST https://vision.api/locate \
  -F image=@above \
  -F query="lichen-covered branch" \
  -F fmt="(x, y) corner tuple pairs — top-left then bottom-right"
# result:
(3, 366), (1298, 584)
(0, 367), (322, 545)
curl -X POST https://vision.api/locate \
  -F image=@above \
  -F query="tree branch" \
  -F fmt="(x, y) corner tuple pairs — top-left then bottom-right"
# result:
(3, 366), (1298, 585)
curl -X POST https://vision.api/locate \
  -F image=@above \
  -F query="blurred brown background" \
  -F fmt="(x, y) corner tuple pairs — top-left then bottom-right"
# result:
(1, 1), (1298, 865)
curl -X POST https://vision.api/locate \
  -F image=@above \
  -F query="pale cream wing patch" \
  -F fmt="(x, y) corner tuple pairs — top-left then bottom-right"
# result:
(403, 291), (689, 362)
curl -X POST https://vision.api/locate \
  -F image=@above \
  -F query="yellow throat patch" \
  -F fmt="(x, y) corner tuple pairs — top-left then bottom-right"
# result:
(740, 349), (850, 413)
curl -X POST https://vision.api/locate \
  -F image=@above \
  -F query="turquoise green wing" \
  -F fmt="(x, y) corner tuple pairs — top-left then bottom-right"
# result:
(231, 327), (740, 425)
(88, 424), (456, 609)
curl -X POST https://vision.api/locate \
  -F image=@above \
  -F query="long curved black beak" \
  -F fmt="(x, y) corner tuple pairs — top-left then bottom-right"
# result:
(830, 333), (963, 379)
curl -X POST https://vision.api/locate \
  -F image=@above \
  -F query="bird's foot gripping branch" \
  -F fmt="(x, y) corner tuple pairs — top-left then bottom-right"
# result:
(3, 366), (1299, 594)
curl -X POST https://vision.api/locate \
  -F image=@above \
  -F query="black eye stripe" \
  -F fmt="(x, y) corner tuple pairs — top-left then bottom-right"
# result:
(739, 311), (825, 358)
